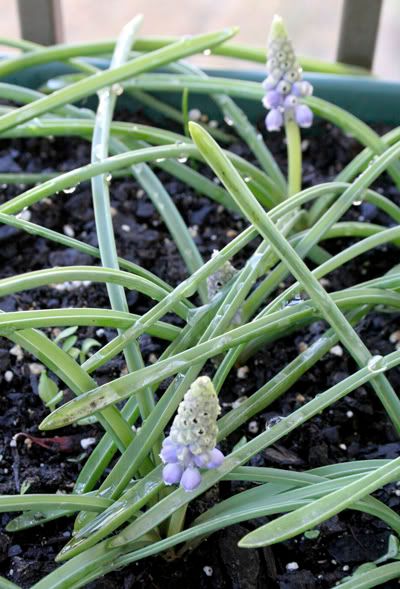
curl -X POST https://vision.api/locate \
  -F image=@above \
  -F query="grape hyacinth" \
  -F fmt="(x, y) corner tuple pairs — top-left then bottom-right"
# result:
(262, 15), (313, 132)
(161, 376), (224, 492)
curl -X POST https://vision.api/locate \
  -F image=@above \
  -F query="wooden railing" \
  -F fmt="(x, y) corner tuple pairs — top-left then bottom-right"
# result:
(16, 0), (383, 70)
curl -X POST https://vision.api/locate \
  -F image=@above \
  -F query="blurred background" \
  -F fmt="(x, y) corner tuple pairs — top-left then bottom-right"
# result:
(1, 0), (399, 79)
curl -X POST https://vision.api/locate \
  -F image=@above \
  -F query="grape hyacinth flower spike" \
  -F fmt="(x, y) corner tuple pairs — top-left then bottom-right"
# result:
(161, 376), (224, 492)
(262, 15), (313, 132)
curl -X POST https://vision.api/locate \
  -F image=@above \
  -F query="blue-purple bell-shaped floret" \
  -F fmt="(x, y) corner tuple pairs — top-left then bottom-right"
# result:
(262, 15), (313, 132)
(161, 376), (224, 492)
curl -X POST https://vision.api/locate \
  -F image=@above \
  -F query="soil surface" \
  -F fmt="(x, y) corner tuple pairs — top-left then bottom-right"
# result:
(0, 111), (399, 589)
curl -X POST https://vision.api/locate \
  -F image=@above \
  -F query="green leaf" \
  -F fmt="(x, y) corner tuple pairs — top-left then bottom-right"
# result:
(54, 325), (78, 344)
(239, 457), (400, 547)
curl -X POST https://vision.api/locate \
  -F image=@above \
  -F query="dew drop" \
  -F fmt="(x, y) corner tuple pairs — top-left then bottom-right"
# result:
(223, 115), (234, 127)
(367, 355), (386, 373)
(265, 416), (283, 430)
(178, 155), (188, 163)
(353, 199), (362, 206)
(106, 173), (112, 183)
(63, 186), (76, 194)
(156, 157), (166, 163)
(203, 48), (211, 56)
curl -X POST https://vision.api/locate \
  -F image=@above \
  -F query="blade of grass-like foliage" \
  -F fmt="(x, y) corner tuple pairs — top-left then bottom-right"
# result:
(58, 462), (392, 561)
(244, 224), (400, 321)
(189, 122), (400, 432)
(4, 327), (133, 452)
(0, 117), (279, 209)
(172, 61), (286, 194)
(90, 15), (158, 424)
(335, 562), (400, 589)
(105, 348), (400, 550)
(0, 36), (367, 76)
(38, 284), (400, 429)
(24, 350), (400, 587)
(72, 180), (400, 376)
(0, 212), (172, 291)
(0, 308), (179, 339)
(0, 494), (112, 512)
(0, 29), (238, 135)
(239, 457), (400, 547)
(309, 125), (400, 224)
(0, 266), (190, 318)
(123, 73), (400, 187)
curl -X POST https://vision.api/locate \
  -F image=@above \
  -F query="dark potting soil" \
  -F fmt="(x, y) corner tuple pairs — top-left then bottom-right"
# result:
(0, 112), (399, 589)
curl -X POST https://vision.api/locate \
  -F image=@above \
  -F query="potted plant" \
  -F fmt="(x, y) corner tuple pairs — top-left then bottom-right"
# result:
(0, 14), (399, 589)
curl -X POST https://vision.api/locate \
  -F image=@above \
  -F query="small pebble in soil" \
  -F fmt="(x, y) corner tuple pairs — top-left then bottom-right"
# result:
(29, 363), (44, 375)
(237, 365), (249, 379)
(202, 566), (213, 577)
(10, 344), (24, 361)
(121, 224), (131, 232)
(80, 437), (97, 450)
(330, 345), (343, 357)
(4, 370), (13, 382)
(297, 341), (308, 352)
(389, 330), (400, 343)
(286, 562), (299, 572)
(248, 421), (259, 434)
(63, 224), (75, 237)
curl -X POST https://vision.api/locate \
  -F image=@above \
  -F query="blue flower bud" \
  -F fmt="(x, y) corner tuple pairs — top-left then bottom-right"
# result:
(265, 108), (283, 132)
(206, 448), (225, 468)
(163, 463), (183, 485)
(181, 467), (202, 491)
(295, 104), (313, 128)
(262, 89), (282, 109)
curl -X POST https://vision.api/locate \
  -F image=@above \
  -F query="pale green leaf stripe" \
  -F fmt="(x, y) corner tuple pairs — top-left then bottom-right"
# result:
(239, 456), (400, 547)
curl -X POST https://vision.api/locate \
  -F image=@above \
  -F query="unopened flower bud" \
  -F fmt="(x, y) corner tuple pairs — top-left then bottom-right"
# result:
(295, 104), (313, 128)
(161, 376), (224, 492)
(265, 108), (283, 132)
(261, 15), (313, 131)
